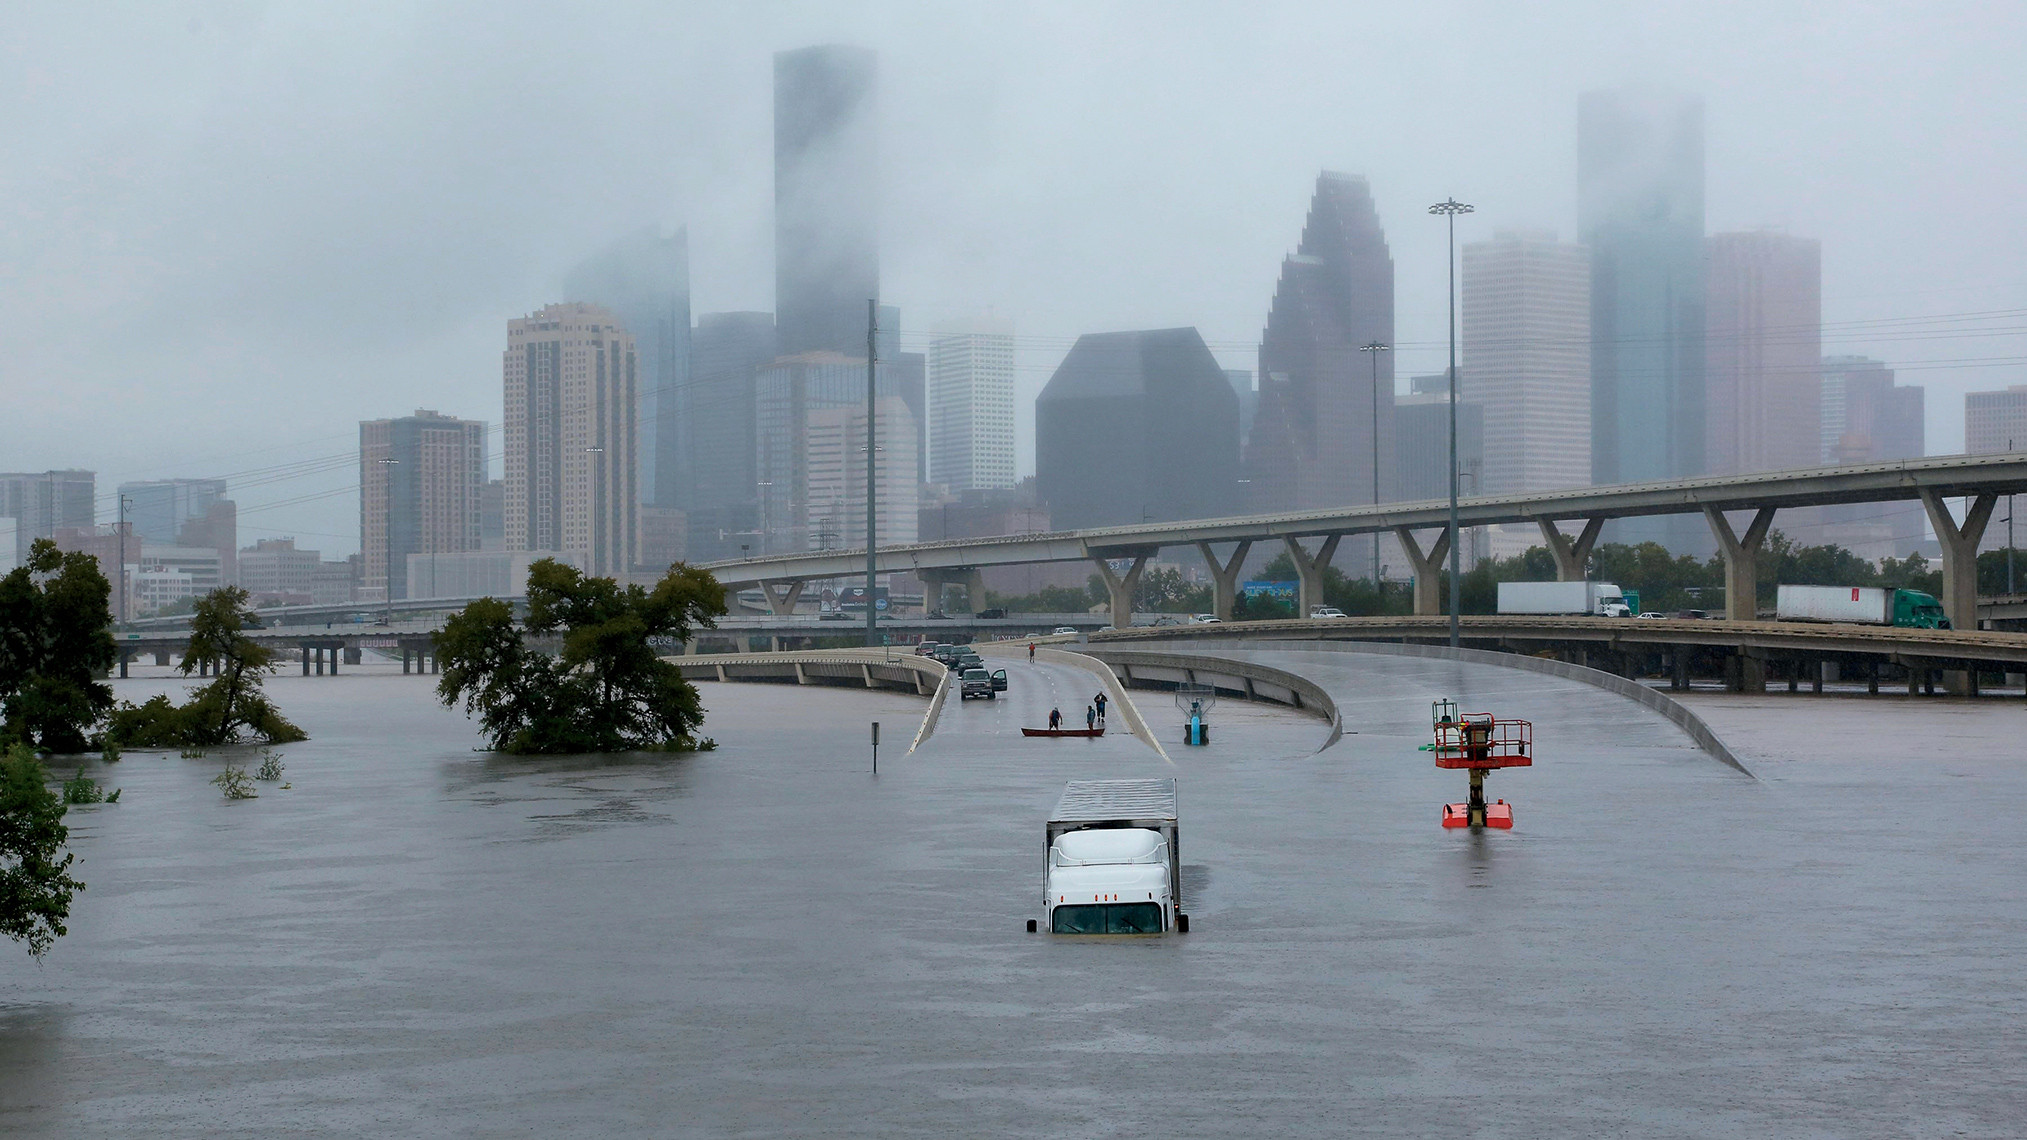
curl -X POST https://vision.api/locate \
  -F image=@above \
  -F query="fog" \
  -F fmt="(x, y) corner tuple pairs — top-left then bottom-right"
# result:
(5, 0), (2025, 554)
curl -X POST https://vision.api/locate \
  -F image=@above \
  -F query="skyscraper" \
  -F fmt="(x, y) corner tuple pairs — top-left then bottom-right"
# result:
(0, 470), (94, 564)
(1037, 328), (1240, 529)
(804, 397), (919, 549)
(503, 304), (639, 578)
(1247, 172), (1395, 512)
(685, 311), (778, 562)
(1580, 88), (1706, 492)
(753, 352), (912, 553)
(1705, 231), (1822, 475)
(562, 227), (690, 510)
(360, 410), (487, 601)
(1461, 229), (1591, 496)
(775, 45), (878, 358)
(1816, 356), (1925, 556)
(118, 478), (228, 545)
(1964, 385), (2027, 457)
(927, 320), (1017, 492)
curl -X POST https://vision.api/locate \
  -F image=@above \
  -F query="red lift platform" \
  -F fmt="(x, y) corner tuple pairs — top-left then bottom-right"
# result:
(1429, 699), (1531, 830)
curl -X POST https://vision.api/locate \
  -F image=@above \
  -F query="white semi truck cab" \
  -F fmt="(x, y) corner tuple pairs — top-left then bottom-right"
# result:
(1029, 778), (1187, 934)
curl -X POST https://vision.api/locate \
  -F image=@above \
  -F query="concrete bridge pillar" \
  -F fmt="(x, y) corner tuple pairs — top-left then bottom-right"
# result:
(1704, 505), (1777, 623)
(759, 580), (806, 617)
(1284, 536), (1341, 619)
(119, 652), (129, 679)
(302, 645), (311, 676)
(1197, 540), (1253, 621)
(1391, 527), (1451, 617)
(1919, 489), (1996, 633)
(1093, 552), (1151, 630)
(345, 647), (361, 665)
(155, 650), (171, 667)
(1537, 517), (1607, 581)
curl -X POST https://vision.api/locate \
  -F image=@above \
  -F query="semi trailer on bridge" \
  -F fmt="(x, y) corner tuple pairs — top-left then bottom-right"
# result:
(1029, 779), (1186, 935)
(1496, 581), (1632, 618)
(1775, 585), (1950, 629)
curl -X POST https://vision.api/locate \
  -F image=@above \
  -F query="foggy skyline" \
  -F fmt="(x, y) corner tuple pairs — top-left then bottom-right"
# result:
(7, 1), (2027, 555)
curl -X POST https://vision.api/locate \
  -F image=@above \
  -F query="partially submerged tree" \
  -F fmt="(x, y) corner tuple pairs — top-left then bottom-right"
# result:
(0, 539), (116, 754)
(105, 586), (306, 748)
(436, 559), (725, 754)
(0, 742), (85, 957)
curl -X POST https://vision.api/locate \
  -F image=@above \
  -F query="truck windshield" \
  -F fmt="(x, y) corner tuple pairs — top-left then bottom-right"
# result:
(1051, 903), (1163, 934)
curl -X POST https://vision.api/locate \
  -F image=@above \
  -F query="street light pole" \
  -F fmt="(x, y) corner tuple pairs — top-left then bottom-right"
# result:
(1359, 341), (1390, 592)
(1428, 197), (1474, 648)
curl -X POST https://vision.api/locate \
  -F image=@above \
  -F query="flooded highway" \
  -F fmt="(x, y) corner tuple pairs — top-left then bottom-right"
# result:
(2, 650), (2022, 1137)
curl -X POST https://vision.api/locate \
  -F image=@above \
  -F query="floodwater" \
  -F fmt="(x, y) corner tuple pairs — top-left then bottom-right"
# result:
(1, 649), (2022, 1137)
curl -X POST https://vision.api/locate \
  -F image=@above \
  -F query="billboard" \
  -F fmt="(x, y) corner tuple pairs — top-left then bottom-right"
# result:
(1241, 580), (1297, 600)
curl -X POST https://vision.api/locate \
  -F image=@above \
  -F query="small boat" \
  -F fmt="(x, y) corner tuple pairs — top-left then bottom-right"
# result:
(1022, 726), (1105, 738)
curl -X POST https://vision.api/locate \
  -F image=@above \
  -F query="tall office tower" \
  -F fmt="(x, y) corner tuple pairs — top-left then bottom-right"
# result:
(504, 304), (639, 578)
(118, 478), (228, 545)
(685, 312), (778, 562)
(0, 469), (95, 564)
(1247, 173), (1394, 513)
(562, 227), (691, 510)
(804, 397), (919, 550)
(1964, 385), (2027, 456)
(753, 352), (910, 554)
(1461, 230), (1592, 496)
(1815, 356), (1926, 555)
(1580, 88), (1707, 496)
(1223, 370), (1258, 462)
(775, 45), (878, 357)
(1036, 328), (1240, 529)
(927, 319), (1017, 492)
(1395, 379), (1488, 568)
(1704, 231), (1822, 476)
(360, 409), (488, 601)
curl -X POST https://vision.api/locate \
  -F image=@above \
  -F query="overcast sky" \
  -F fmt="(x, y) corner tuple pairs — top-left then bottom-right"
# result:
(6, 0), (2026, 555)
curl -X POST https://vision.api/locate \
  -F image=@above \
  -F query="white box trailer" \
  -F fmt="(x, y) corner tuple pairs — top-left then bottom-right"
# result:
(1496, 580), (1630, 617)
(1775, 584), (1950, 628)
(1029, 778), (1187, 934)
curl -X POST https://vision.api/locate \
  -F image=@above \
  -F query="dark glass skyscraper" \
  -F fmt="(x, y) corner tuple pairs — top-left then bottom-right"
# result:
(1579, 87), (1706, 488)
(562, 227), (690, 510)
(685, 311), (777, 562)
(1036, 328), (1240, 530)
(775, 45), (878, 358)
(1246, 172), (1395, 513)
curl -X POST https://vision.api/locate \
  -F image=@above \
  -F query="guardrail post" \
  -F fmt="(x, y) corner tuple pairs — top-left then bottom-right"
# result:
(1390, 527), (1450, 617)
(1197, 540), (1253, 621)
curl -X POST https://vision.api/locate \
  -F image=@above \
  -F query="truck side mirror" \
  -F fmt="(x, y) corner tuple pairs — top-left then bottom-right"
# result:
(1026, 919), (1037, 933)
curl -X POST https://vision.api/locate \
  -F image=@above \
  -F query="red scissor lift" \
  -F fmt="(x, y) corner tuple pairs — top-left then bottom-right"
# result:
(1430, 699), (1532, 829)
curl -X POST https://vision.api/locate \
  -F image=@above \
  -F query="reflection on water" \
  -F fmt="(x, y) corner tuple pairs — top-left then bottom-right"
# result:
(0, 661), (2021, 1137)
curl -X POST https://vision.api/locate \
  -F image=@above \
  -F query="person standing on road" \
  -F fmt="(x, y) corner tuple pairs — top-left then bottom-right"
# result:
(1086, 705), (1097, 731)
(1049, 707), (1062, 730)
(1094, 692), (1108, 724)
(1028, 642), (1036, 662)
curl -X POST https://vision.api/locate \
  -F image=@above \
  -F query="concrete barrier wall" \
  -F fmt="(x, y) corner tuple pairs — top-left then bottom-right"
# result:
(1181, 638), (1754, 777)
(910, 666), (953, 753)
(1079, 648), (1343, 752)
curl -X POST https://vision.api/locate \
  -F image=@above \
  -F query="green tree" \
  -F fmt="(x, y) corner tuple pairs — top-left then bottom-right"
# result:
(437, 560), (727, 754)
(0, 539), (116, 753)
(0, 741), (85, 957)
(104, 586), (306, 748)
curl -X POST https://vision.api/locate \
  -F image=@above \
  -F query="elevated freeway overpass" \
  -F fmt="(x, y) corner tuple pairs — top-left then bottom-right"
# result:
(697, 452), (2027, 635)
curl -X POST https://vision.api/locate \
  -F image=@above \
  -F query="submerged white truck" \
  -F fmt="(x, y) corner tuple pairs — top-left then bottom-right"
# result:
(1028, 778), (1187, 935)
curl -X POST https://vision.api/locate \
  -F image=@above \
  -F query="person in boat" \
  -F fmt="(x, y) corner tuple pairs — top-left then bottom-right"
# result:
(1086, 705), (1097, 730)
(1048, 707), (1062, 730)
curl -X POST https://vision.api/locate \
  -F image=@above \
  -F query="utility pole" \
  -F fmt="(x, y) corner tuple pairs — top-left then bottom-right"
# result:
(117, 494), (132, 628)
(1360, 341), (1390, 592)
(2011, 438), (2018, 596)
(1428, 198), (1474, 648)
(865, 299), (880, 648)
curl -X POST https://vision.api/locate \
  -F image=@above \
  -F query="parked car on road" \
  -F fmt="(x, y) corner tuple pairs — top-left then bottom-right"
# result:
(975, 607), (1007, 619)
(1052, 626), (1079, 636)
(960, 668), (997, 700)
(1309, 606), (1348, 619)
(1190, 614), (1221, 624)
(916, 642), (943, 655)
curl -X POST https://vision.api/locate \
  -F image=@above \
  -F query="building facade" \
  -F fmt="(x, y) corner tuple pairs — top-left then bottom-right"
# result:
(1965, 385), (2027, 457)
(685, 311), (779, 562)
(1811, 356), (1926, 557)
(237, 537), (323, 603)
(753, 352), (913, 553)
(504, 305), (638, 577)
(775, 45), (879, 358)
(119, 478), (227, 546)
(1036, 328), (1241, 530)
(562, 227), (690, 512)
(1704, 231), (1822, 476)
(0, 469), (95, 564)
(361, 409), (488, 602)
(804, 397), (919, 550)
(1461, 230), (1591, 497)
(927, 320), (1016, 492)
(1247, 172), (1395, 514)
(1580, 87), (1707, 506)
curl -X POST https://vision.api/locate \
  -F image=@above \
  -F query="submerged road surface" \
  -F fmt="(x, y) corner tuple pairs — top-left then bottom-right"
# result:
(1, 655), (2021, 1136)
